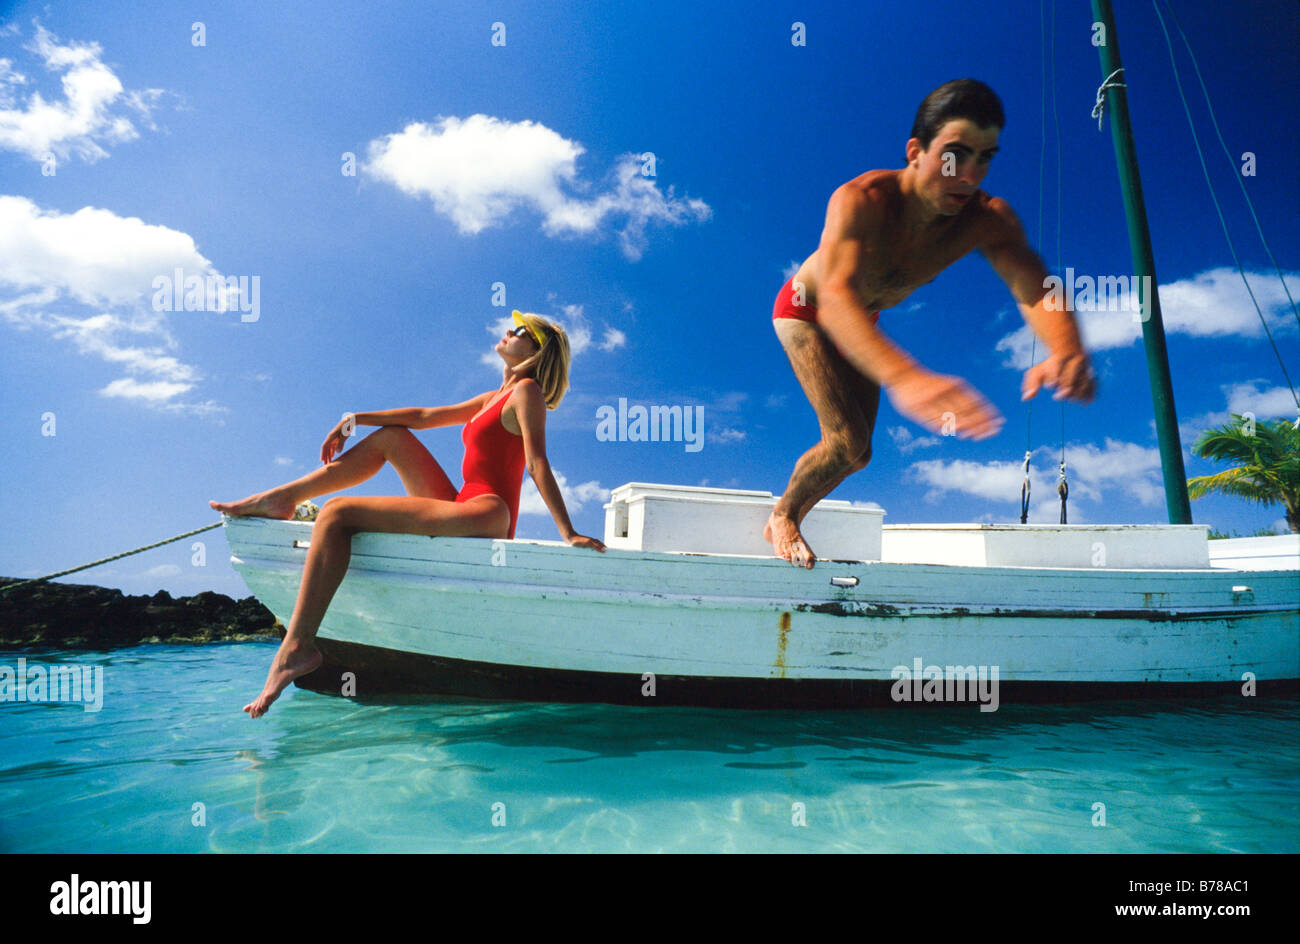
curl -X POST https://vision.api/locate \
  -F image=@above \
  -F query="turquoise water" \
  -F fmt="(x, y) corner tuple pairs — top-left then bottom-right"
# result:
(1, 642), (1296, 853)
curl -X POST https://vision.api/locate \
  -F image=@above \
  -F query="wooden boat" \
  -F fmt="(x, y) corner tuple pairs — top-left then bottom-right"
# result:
(224, 5), (1300, 709)
(222, 483), (1300, 708)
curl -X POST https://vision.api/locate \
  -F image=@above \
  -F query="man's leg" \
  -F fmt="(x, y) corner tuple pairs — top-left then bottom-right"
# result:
(766, 318), (880, 568)
(793, 373), (879, 522)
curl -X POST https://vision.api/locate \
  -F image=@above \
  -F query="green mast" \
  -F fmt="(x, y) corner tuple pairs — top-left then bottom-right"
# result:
(1091, 0), (1193, 524)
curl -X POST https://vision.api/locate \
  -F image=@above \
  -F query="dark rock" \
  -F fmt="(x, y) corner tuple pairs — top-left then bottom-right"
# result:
(0, 577), (281, 649)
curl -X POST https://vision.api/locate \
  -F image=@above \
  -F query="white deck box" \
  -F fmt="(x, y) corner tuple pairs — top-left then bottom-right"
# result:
(603, 483), (884, 559)
(881, 522), (1212, 569)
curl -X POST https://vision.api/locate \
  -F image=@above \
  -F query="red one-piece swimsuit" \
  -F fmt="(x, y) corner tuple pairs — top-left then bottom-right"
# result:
(456, 388), (527, 538)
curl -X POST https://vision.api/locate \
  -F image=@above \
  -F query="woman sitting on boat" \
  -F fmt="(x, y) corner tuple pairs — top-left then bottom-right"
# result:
(211, 310), (606, 718)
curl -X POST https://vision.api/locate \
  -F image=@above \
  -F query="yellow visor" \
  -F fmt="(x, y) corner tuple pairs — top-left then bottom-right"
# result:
(512, 310), (547, 347)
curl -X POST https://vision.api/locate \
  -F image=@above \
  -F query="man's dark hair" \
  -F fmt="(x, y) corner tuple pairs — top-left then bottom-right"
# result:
(909, 79), (1005, 151)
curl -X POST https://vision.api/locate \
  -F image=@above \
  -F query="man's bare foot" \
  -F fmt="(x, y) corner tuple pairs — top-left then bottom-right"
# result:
(210, 489), (298, 519)
(243, 637), (323, 718)
(765, 511), (817, 569)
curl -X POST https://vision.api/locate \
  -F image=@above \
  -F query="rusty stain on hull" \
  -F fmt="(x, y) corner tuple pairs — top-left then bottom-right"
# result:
(776, 611), (791, 678)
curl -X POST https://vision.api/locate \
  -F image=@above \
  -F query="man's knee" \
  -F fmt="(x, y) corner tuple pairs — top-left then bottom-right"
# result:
(850, 442), (872, 473)
(825, 427), (869, 468)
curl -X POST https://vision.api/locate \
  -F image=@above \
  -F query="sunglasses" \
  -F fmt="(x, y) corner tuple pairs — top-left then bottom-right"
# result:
(510, 324), (545, 345)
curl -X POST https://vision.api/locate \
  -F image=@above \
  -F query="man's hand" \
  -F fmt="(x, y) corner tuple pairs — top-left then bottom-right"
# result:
(1022, 350), (1097, 402)
(886, 365), (1004, 440)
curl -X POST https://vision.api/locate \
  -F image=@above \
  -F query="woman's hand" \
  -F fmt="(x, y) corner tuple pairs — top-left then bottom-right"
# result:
(566, 533), (607, 553)
(320, 423), (348, 464)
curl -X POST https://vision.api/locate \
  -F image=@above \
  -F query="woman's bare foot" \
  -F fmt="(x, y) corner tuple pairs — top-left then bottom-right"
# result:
(210, 488), (298, 519)
(243, 637), (324, 718)
(765, 511), (817, 569)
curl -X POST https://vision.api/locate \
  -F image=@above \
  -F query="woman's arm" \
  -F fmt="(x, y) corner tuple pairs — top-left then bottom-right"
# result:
(512, 380), (606, 552)
(320, 394), (492, 464)
(353, 394), (490, 431)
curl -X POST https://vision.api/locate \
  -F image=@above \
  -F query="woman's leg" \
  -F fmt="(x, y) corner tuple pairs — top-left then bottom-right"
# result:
(242, 492), (509, 718)
(211, 426), (458, 517)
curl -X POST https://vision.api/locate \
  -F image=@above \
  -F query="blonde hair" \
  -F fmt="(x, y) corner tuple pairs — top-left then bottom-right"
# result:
(513, 312), (570, 409)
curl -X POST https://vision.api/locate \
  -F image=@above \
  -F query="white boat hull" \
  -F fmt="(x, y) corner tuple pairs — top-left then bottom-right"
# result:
(223, 516), (1300, 708)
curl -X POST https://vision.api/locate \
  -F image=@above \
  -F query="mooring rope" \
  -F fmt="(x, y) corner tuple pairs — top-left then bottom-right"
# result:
(0, 521), (224, 595)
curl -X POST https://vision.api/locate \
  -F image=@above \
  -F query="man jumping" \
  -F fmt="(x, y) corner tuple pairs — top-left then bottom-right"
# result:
(765, 78), (1097, 568)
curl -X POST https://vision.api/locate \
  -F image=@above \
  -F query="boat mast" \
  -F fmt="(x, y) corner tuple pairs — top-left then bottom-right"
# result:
(1091, 0), (1193, 524)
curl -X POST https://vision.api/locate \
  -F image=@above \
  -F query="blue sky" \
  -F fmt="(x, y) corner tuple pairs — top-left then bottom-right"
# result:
(2, 0), (1296, 598)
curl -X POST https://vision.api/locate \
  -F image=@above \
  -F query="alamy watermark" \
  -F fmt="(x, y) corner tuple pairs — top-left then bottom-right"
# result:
(49, 874), (150, 924)
(1, 658), (104, 712)
(596, 398), (704, 452)
(152, 267), (260, 322)
(890, 657), (999, 712)
(1042, 268), (1151, 321)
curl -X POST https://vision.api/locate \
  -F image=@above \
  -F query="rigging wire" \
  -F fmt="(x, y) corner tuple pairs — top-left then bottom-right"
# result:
(1023, 0), (1070, 523)
(1151, 0), (1300, 416)
(1050, 0), (1069, 523)
(1161, 0), (1300, 337)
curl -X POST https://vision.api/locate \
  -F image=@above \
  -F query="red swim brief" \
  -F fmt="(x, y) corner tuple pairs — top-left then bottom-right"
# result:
(771, 277), (879, 325)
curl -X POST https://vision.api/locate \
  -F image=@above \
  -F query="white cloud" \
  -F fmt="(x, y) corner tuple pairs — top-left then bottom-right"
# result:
(0, 196), (216, 309)
(781, 259), (800, 280)
(273, 456), (294, 467)
(887, 424), (940, 454)
(1177, 381), (1299, 447)
(517, 469), (610, 517)
(47, 312), (197, 382)
(1160, 267), (1300, 338)
(1221, 381), (1298, 419)
(0, 23), (163, 163)
(100, 376), (193, 402)
(363, 114), (710, 260)
(557, 303), (593, 355)
(713, 391), (748, 412)
(1060, 438), (1164, 506)
(909, 456), (1032, 504)
(484, 303), (627, 368)
(995, 267), (1300, 369)
(0, 195), (234, 414)
(907, 437), (1164, 510)
(850, 500), (885, 511)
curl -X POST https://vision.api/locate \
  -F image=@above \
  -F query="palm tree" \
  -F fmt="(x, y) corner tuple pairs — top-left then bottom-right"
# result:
(1186, 414), (1300, 533)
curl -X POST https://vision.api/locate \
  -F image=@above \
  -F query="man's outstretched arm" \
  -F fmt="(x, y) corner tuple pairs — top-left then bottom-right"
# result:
(979, 199), (1097, 403)
(814, 186), (919, 385)
(815, 186), (1004, 440)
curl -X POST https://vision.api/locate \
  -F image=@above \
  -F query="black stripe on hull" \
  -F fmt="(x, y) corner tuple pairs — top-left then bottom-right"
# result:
(291, 636), (1300, 709)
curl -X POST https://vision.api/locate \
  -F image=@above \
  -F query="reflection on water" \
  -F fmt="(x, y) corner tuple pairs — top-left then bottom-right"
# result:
(0, 642), (1296, 852)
